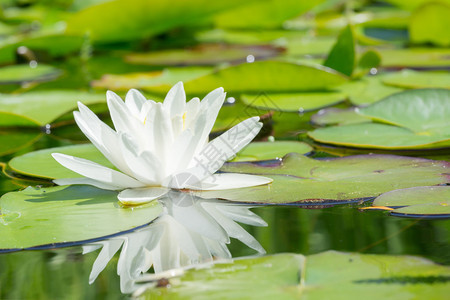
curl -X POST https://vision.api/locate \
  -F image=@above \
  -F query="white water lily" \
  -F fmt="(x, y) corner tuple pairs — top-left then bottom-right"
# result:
(52, 82), (272, 205)
(82, 191), (267, 293)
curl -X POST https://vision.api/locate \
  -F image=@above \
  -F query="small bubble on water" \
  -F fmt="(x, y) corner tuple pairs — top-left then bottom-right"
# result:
(29, 60), (38, 68)
(298, 107), (305, 115)
(44, 124), (51, 134)
(226, 97), (236, 104)
(246, 55), (255, 63)
(17, 46), (28, 55)
(268, 136), (275, 142)
(369, 68), (378, 75)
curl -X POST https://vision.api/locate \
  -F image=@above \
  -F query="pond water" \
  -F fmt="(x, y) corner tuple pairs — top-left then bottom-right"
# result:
(1, 0), (450, 299)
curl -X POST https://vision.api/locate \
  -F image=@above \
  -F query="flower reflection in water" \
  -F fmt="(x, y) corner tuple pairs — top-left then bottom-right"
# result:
(82, 191), (266, 293)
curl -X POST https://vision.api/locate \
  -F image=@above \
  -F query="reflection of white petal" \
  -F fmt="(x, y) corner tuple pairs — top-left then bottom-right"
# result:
(87, 239), (123, 283)
(51, 153), (144, 189)
(219, 205), (268, 227)
(118, 187), (169, 205)
(188, 173), (273, 190)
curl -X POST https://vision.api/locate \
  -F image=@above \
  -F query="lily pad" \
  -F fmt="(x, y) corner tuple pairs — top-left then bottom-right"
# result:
(0, 185), (162, 251)
(309, 89), (450, 149)
(324, 25), (355, 76)
(66, 0), (246, 42)
(372, 186), (450, 217)
(311, 107), (370, 126)
(140, 251), (450, 299)
(231, 141), (313, 161)
(124, 44), (281, 66)
(194, 153), (449, 204)
(240, 92), (345, 112)
(409, 2), (450, 47)
(337, 75), (404, 106)
(381, 69), (450, 89)
(378, 48), (450, 68)
(0, 130), (42, 157)
(91, 67), (212, 91)
(0, 90), (106, 126)
(177, 61), (348, 96)
(0, 64), (62, 84)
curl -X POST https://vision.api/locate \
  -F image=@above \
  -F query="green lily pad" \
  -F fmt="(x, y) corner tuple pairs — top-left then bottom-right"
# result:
(311, 107), (370, 126)
(240, 92), (345, 112)
(381, 69), (450, 89)
(384, 0), (450, 11)
(177, 61), (348, 96)
(66, 0), (246, 42)
(193, 153), (449, 204)
(378, 48), (450, 68)
(231, 141), (313, 161)
(213, 0), (322, 29)
(372, 186), (450, 217)
(125, 44), (281, 66)
(324, 25), (355, 76)
(91, 67), (212, 91)
(0, 185), (162, 251)
(140, 251), (450, 299)
(409, 2), (450, 47)
(353, 49), (381, 78)
(0, 64), (62, 84)
(0, 90), (106, 126)
(0, 130), (42, 157)
(309, 89), (450, 149)
(337, 75), (404, 106)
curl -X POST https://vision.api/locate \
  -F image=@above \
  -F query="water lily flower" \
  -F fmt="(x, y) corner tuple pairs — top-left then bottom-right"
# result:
(82, 191), (267, 293)
(52, 82), (272, 205)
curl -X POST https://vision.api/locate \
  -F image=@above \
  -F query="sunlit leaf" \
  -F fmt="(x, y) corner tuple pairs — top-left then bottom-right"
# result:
(0, 185), (162, 251)
(311, 107), (370, 126)
(378, 48), (450, 68)
(0, 130), (42, 156)
(194, 153), (449, 204)
(381, 69), (450, 89)
(372, 186), (450, 217)
(324, 25), (355, 76)
(409, 2), (450, 47)
(232, 141), (313, 161)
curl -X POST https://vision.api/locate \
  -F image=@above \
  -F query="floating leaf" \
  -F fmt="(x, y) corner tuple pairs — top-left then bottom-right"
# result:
(0, 64), (62, 84)
(0, 130), (42, 156)
(381, 69), (450, 89)
(353, 49), (381, 78)
(324, 25), (355, 76)
(311, 107), (370, 126)
(240, 92), (345, 112)
(66, 0), (245, 42)
(0, 185), (162, 251)
(213, 0), (323, 29)
(309, 89), (450, 149)
(141, 251), (450, 299)
(92, 67), (212, 91)
(337, 75), (404, 106)
(232, 141), (313, 161)
(194, 153), (449, 204)
(176, 61), (347, 96)
(0, 90), (105, 126)
(372, 186), (450, 217)
(409, 2), (450, 47)
(378, 48), (450, 68)
(125, 45), (281, 66)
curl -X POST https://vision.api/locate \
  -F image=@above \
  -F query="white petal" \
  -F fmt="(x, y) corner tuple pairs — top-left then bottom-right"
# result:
(125, 89), (147, 116)
(169, 117), (263, 188)
(118, 133), (163, 184)
(184, 97), (200, 128)
(187, 173), (272, 190)
(52, 153), (144, 189)
(163, 81), (186, 118)
(148, 103), (173, 161)
(118, 187), (169, 205)
(53, 177), (121, 190)
(107, 90), (140, 134)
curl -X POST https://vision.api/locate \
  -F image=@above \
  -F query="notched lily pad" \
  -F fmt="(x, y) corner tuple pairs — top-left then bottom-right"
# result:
(0, 185), (162, 251)
(0, 64), (62, 84)
(194, 153), (449, 204)
(381, 69), (450, 89)
(125, 44), (281, 66)
(370, 186), (450, 218)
